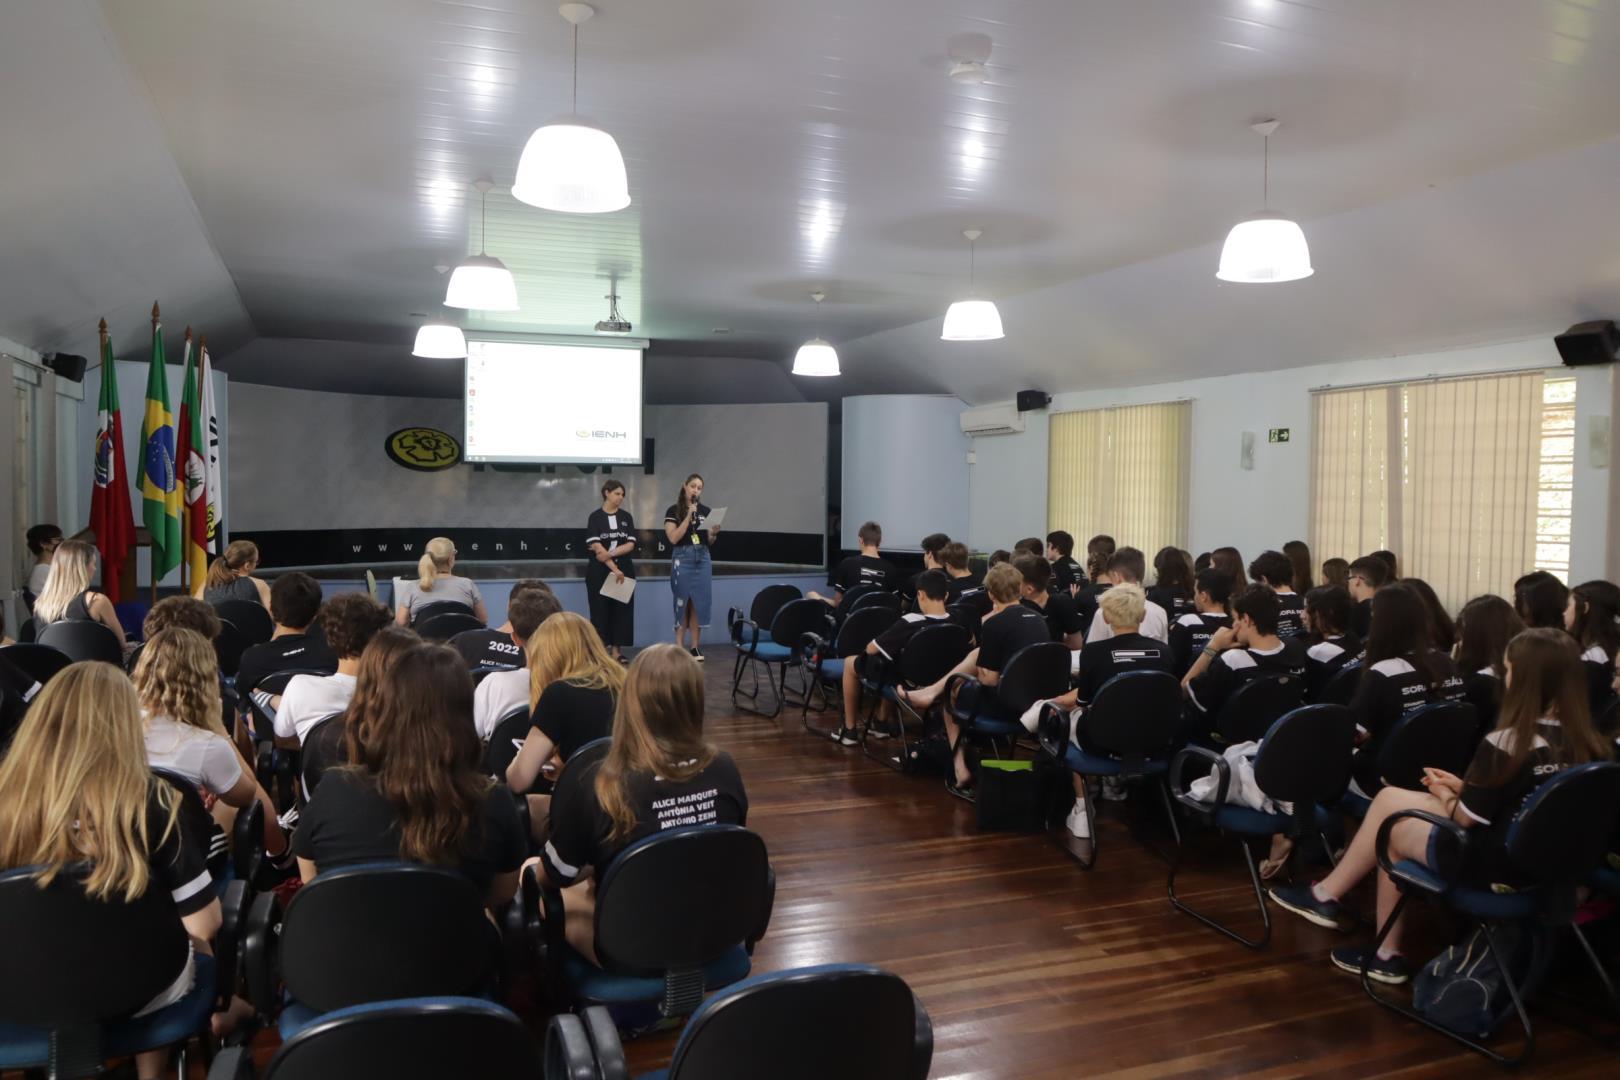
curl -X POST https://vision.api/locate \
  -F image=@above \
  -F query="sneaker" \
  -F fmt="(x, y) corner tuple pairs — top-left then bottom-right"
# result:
(690, 648), (705, 662)
(1267, 883), (1343, 930)
(1065, 803), (1091, 840)
(827, 726), (859, 747)
(1331, 946), (1411, 985)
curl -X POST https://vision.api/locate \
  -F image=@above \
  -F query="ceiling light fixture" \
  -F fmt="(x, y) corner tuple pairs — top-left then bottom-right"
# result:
(445, 179), (520, 310)
(595, 290), (632, 334)
(941, 229), (1004, 341)
(792, 291), (840, 377)
(411, 311), (467, 359)
(1216, 119), (1314, 284)
(511, 3), (630, 214)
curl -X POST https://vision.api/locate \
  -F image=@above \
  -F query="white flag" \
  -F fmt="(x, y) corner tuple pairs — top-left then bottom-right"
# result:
(201, 343), (223, 552)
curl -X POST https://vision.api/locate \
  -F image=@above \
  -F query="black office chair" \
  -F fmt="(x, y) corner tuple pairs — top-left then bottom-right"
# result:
(945, 641), (1072, 796)
(214, 598), (274, 645)
(946, 600), (983, 641)
(729, 598), (833, 720)
(0, 864), (216, 1077)
(1039, 671), (1185, 870)
(213, 617), (250, 678)
(1208, 672), (1306, 746)
(1595, 695), (1620, 738)
(1362, 761), (1620, 1065)
(727, 584), (803, 649)
(549, 965), (933, 1080)
(482, 706), (534, 785)
(834, 582), (883, 613)
(300, 714), (348, 799)
(411, 599), (476, 625)
(847, 589), (901, 615)
(0, 642), (72, 687)
(1336, 701), (1479, 819)
(1314, 661), (1363, 706)
(243, 861), (501, 1040)
(415, 611), (486, 642)
(37, 619), (123, 665)
(862, 622), (973, 771)
(1168, 704), (1357, 948)
(208, 997), (542, 1080)
(799, 605), (900, 735)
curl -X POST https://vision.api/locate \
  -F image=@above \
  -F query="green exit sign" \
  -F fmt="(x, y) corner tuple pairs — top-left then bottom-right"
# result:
(1269, 428), (1291, 443)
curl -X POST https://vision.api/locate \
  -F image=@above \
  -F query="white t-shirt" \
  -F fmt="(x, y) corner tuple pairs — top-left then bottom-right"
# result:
(474, 667), (532, 741)
(28, 562), (50, 596)
(1087, 599), (1170, 644)
(274, 672), (357, 744)
(144, 713), (244, 796)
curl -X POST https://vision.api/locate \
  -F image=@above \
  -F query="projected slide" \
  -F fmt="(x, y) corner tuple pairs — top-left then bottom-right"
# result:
(464, 340), (643, 465)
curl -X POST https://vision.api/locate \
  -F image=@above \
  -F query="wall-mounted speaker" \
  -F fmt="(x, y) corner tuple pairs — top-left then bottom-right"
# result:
(1554, 320), (1619, 367)
(44, 352), (88, 383)
(1239, 430), (1256, 471)
(1015, 389), (1051, 412)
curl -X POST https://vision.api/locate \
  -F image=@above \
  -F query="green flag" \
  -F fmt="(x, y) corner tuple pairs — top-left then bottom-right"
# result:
(139, 312), (181, 579)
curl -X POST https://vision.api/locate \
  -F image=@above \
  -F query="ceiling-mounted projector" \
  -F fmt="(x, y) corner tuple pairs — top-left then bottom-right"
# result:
(595, 291), (632, 335)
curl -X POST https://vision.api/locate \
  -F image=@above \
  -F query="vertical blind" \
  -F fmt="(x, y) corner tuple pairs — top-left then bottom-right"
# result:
(1048, 400), (1191, 555)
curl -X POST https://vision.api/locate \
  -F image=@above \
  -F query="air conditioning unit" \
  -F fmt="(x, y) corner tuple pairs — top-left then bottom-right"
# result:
(959, 403), (1025, 436)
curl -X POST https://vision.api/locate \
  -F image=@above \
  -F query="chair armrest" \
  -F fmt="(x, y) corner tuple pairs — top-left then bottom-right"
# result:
(1374, 808), (1470, 892)
(945, 673), (982, 724)
(215, 878), (252, 1011)
(910, 991), (935, 1080)
(522, 861), (570, 1008)
(206, 1046), (253, 1080)
(581, 1005), (628, 1080)
(544, 1014), (598, 1080)
(801, 631), (829, 674)
(253, 742), (275, 791)
(1169, 744), (1228, 807)
(242, 889), (283, 1016)
(746, 864), (776, 956)
(1036, 702), (1070, 759)
(233, 800), (266, 885)
(730, 615), (763, 650)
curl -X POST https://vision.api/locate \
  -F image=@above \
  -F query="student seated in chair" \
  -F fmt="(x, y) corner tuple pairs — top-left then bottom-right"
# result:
(1248, 550), (1306, 638)
(263, 593), (391, 747)
(235, 572), (337, 695)
(294, 643), (525, 911)
(1320, 556), (1350, 589)
(0, 662), (225, 1075)
(1146, 547), (1196, 622)
(472, 588), (565, 740)
(1453, 595), (1522, 734)
(898, 564), (1050, 796)
(1086, 547), (1169, 644)
(1301, 584), (1360, 700)
(824, 569), (952, 748)
(1347, 554), (1393, 639)
(1075, 534), (1117, 628)
(1269, 629), (1611, 985)
(902, 532), (952, 602)
(1566, 580), (1620, 710)
(529, 645), (747, 965)
(1014, 553), (1085, 648)
(455, 578), (558, 671)
(395, 536), (489, 627)
(1169, 569), (1234, 678)
(940, 541), (985, 610)
(195, 539), (272, 608)
(300, 626), (420, 797)
(1046, 530), (1086, 597)
(31, 538), (127, 647)
(809, 521), (895, 605)
(1182, 584), (1308, 719)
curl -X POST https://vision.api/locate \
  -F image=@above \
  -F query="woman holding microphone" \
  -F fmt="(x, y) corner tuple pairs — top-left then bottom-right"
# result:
(585, 479), (638, 662)
(664, 473), (719, 660)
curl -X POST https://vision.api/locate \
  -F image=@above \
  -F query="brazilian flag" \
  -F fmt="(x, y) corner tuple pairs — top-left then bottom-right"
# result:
(140, 316), (181, 578)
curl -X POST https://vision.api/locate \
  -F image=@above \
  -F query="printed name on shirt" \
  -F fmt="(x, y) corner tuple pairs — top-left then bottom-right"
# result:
(650, 787), (723, 830)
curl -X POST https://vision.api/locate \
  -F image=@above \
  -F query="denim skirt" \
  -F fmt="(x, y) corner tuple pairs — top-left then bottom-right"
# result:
(670, 543), (713, 628)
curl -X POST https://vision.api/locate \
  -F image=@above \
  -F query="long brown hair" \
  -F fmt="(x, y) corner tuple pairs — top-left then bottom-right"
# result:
(134, 627), (227, 738)
(1211, 546), (1247, 588)
(675, 473), (704, 519)
(206, 539), (259, 590)
(343, 644), (487, 864)
(595, 644), (714, 843)
(0, 663), (178, 901)
(527, 611), (624, 712)
(342, 626), (422, 767)
(1283, 540), (1314, 594)
(1569, 580), (1620, 658)
(1454, 595), (1523, 680)
(1489, 628), (1608, 783)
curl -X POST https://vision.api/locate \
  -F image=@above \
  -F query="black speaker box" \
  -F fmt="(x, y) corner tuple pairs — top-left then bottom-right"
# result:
(1016, 389), (1051, 412)
(1554, 320), (1619, 367)
(44, 352), (88, 383)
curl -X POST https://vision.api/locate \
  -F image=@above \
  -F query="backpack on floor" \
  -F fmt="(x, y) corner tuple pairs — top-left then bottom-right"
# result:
(976, 758), (1072, 832)
(1411, 921), (1549, 1038)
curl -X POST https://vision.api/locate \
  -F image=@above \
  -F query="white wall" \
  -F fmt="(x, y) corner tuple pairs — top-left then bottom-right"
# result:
(841, 395), (970, 551)
(966, 337), (1615, 583)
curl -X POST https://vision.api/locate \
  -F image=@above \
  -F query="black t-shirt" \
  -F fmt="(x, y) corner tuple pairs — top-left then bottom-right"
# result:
(1351, 598), (1373, 640)
(532, 681), (617, 761)
(831, 554), (894, 594)
(1581, 645), (1615, 711)
(1050, 557), (1086, 595)
(944, 571), (983, 604)
(1022, 592), (1084, 642)
(872, 612), (949, 661)
(0, 653), (41, 748)
(235, 632), (337, 693)
(1349, 652), (1467, 792)
(663, 502), (713, 547)
(1304, 634), (1361, 701)
(141, 785), (216, 918)
(292, 768), (525, 897)
(1457, 721), (1578, 883)
(1146, 587), (1194, 623)
(1076, 632), (1173, 705)
(1461, 666), (1504, 734)
(586, 509), (638, 575)
(452, 629), (526, 672)
(1169, 612), (1232, 677)
(1187, 638), (1309, 716)
(1075, 583), (1112, 632)
(977, 604), (1053, 673)
(1274, 592), (1307, 638)
(541, 750), (748, 887)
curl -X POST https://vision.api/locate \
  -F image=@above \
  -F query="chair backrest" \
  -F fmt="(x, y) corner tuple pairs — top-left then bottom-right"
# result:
(415, 611), (486, 642)
(1077, 671), (1185, 760)
(0, 863), (190, 1025)
(664, 965), (930, 1080)
(768, 598), (833, 649)
(897, 623), (973, 687)
(1215, 673), (1306, 745)
(265, 996), (543, 1080)
(243, 666), (331, 698)
(1251, 704), (1357, 805)
(946, 601), (982, 639)
(151, 767), (228, 881)
(280, 862), (497, 1013)
(411, 599), (475, 625)
(831, 607), (901, 657)
(594, 826), (772, 975)
(214, 599), (274, 645)
(1376, 700), (1479, 790)
(1316, 662), (1362, 706)
(482, 706), (534, 782)
(0, 642), (72, 687)
(1596, 695), (1620, 738)
(37, 619), (123, 665)
(214, 616), (249, 677)
(836, 583), (882, 611)
(470, 665), (520, 688)
(848, 590), (901, 615)
(301, 714), (349, 797)
(992, 642), (1073, 719)
(1504, 761), (1620, 885)
(748, 584), (802, 629)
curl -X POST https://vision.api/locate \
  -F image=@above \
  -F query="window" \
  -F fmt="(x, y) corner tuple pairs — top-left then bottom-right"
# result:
(1048, 400), (1191, 556)
(1309, 370), (1574, 610)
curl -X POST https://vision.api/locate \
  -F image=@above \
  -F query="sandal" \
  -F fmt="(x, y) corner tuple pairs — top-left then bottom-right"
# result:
(1259, 839), (1295, 881)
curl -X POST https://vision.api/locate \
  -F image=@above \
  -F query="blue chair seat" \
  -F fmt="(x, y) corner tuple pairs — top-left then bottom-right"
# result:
(815, 658), (844, 681)
(1062, 746), (1169, 777)
(0, 954), (215, 1070)
(278, 999), (324, 1040)
(1387, 860), (1537, 919)
(1212, 805), (1292, 836)
(1337, 789), (1372, 819)
(562, 944), (752, 1006)
(744, 641), (794, 662)
(969, 715), (1023, 738)
(1591, 863), (1620, 896)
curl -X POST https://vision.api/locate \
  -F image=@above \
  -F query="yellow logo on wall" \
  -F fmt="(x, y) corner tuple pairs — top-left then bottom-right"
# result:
(386, 427), (462, 472)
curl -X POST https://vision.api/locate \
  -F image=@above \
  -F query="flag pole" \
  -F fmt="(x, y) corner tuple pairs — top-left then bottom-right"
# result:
(180, 326), (193, 595)
(150, 302), (160, 606)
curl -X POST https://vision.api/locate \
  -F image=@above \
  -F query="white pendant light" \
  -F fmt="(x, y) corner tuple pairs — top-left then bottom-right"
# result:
(511, 4), (630, 214)
(445, 179), (520, 310)
(412, 320), (467, 359)
(942, 229), (1004, 341)
(792, 291), (840, 377)
(1216, 120), (1314, 284)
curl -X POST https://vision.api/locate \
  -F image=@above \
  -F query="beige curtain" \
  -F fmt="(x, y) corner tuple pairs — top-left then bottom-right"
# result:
(1309, 386), (1394, 564)
(1048, 401), (1190, 554)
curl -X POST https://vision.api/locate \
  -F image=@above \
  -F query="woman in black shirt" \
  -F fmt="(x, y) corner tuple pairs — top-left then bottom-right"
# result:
(585, 479), (638, 661)
(664, 473), (719, 660)
(294, 644), (524, 908)
(535, 644), (747, 965)
(1146, 546), (1196, 621)
(1566, 580), (1620, 710)
(1452, 595), (1523, 736)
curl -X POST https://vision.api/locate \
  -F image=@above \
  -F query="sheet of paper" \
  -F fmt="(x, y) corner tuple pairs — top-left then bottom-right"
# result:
(600, 574), (637, 603)
(706, 505), (728, 529)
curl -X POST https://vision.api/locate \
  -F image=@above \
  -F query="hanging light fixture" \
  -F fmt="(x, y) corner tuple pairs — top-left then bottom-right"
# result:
(1216, 119), (1314, 283)
(941, 229), (1004, 341)
(511, 3), (630, 214)
(792, 291), (840, 377)
(412, 319), (467, 359)
(445, 179), (520, 310)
